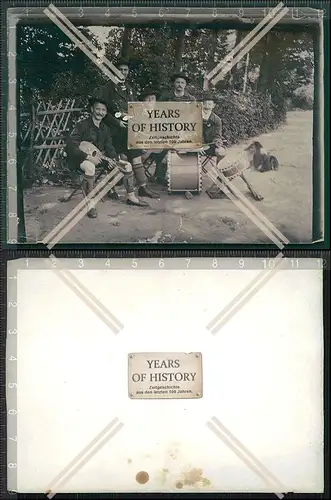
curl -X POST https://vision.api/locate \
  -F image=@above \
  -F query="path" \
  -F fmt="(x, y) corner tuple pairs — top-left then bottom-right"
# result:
(24, 110), (313, 244)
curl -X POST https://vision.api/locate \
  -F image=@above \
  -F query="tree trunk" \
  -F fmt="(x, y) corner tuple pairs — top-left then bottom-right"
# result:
(243, 52), (250, 93)
(207, 29), (218, 71)
(229, 30), (246, 86)
(121, 27), (132, 59)
(174, 27), (185, 72)
(257, 33), (271, 93)
(204, 29), (218, 90)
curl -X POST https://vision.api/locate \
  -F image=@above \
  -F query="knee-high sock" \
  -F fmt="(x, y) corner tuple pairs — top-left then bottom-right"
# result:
(82, 174), (95, 209)
(132, 162), (146, 187)
(122, 171), (135, 193)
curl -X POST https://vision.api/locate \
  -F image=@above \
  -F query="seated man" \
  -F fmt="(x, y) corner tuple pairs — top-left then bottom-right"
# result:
(200, 91), (226, 163)
(200, 92), (263, 201)
(67, 96), (148, 219)
(139, 87), (168, 185)
(96, 58), (159, 199)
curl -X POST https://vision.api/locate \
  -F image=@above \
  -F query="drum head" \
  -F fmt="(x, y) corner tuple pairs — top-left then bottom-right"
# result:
(219, 161), (249, 181)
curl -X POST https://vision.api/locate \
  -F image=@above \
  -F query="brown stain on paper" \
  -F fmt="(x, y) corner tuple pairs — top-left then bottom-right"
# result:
(176, 468), (211, 489)
(157, 468), (170, 486)
(135, 471), (149, 484)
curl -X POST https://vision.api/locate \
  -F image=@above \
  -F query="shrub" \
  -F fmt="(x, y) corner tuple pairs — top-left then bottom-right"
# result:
(23, 89), (287, 186)
(291, 85), (314, 110)
(194, 88), (286, 146)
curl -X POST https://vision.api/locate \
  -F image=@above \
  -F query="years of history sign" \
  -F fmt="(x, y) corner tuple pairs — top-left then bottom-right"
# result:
(127, 101), (203, 150)
(128, 352), (203, 399)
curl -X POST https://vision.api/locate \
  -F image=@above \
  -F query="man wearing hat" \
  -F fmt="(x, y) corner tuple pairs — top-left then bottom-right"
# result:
(138, 87), (169, 184)
(95, 58), (159, 200)
(139, 87), (158, 105)
(66, 96), (148, 219)
(160, 72), (196, 102)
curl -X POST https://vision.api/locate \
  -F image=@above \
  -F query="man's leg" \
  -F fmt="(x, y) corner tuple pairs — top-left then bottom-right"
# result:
(80, 160), (97, 218)
(141, 150), (168, 186)
(215, 146), (226, 166)
(204, 147), (228, 198)
(154, 151), (168, 185)
(131, 155), (160, 199)
(121, 163), (149, 207)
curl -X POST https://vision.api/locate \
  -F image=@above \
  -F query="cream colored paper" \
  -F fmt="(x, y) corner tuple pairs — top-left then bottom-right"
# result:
(12, 263), (323, 493)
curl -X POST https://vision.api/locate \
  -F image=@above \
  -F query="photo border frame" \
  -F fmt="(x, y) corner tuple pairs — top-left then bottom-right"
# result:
(1, 0), (330, 251)
(1, 254), (330, 497)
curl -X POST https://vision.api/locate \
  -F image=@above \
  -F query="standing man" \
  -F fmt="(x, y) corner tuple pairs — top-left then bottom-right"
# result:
(67, 97), (148, 219)
(96, 58), (159, 199)
(160, 72), (196, 102)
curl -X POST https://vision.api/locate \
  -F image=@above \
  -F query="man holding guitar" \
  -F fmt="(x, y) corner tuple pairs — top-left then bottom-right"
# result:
(67, 96), (148, 218)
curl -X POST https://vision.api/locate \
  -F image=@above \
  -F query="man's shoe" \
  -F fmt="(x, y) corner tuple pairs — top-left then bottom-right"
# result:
(138, 186), (160, 199)
(87, 207), (97, 218)
(126, 197), (149, 207)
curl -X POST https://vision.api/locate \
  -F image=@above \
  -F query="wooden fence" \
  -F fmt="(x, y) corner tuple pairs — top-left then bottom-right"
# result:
(20, 98), (88, 182)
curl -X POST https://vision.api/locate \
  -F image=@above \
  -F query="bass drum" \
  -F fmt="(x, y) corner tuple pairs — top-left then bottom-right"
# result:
(167, 150), (202, 193)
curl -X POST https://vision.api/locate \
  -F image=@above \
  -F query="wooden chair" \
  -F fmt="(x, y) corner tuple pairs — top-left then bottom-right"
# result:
(58, 148), (119, 204)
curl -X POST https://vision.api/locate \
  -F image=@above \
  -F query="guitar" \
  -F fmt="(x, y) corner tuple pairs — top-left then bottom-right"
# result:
(78, 141), (131, 173)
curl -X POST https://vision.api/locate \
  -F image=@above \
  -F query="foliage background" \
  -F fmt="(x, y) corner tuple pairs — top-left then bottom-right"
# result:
(17, 23), (315, 185)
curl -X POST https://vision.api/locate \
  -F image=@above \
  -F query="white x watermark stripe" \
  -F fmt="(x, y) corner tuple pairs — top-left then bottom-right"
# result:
(46, 4), (124, 82)
(207, 3), (289, 85)
(207, 416), (287, 498)
(45, 417), (124, 498)
(207, 252), (286, 334)
(206, 3), (285, 81)
(206, 165), (288, 249)
(45, 255), (124, 334)
(44, 4), (123, 84)
(213, 167), (289, 245)
(204, 0), (290, 329)
(42, 169), (123, 248)
(212, 6), (289, 85)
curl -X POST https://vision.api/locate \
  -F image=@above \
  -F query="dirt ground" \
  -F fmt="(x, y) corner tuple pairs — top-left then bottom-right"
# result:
(24, 110), (313, 244)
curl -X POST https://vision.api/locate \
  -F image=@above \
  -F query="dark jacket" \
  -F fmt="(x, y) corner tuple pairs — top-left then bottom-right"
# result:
(203, 112), (223, 149)
(96, 80), (136, 131)
(160, 89), (196, 102)
(66, 116), (117, 167)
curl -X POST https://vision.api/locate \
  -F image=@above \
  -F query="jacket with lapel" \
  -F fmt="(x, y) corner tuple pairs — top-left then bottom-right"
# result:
(96, 80), (137, 132)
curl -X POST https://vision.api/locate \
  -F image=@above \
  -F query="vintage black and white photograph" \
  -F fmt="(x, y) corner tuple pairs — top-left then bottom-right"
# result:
(7, 6), (325, 245)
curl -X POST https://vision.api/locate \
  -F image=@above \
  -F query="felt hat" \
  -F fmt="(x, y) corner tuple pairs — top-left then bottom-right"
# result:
(171, 72), (190, 83)
(115, 57), (132, 68)
(139, 87), (160, 100)
(88, 96), (109, 108)
(201, 90), (218, 102)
